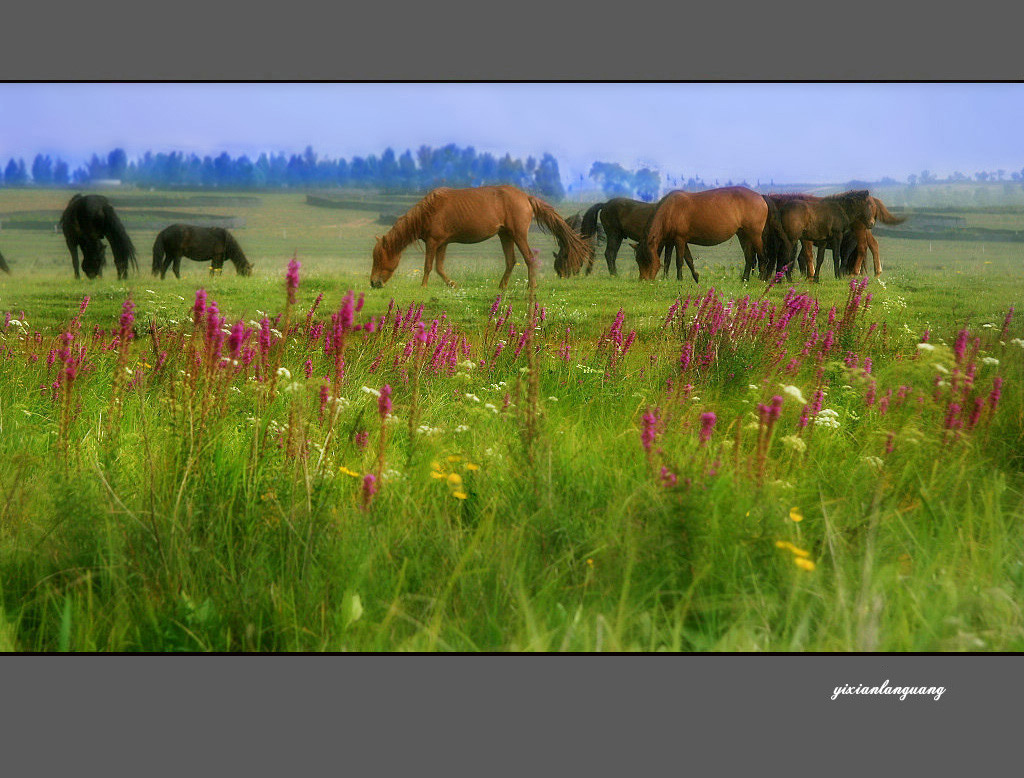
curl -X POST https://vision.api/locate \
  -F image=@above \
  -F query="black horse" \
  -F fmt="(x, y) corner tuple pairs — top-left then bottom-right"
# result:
(59, 194), (138, 280)
(152, 224), (253, 279)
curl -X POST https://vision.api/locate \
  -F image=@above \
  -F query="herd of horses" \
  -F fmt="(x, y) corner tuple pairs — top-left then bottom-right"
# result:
(0, 186), (905, 289)
(371, 184), (906, 289)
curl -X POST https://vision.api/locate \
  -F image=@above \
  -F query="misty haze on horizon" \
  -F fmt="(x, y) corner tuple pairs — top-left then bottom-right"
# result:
(1, 82), (1023, 187)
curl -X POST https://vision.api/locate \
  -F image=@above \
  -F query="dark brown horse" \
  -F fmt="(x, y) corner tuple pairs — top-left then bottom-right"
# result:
(552, 211), (606, 275)
(0, 247), (9, 275)
(774, 190), (875, 280)
(579, 197), (676, 276)
(369, 185), (592, 289)
(152, 224), (253, 279)
(59, 194), (138, 280)
(637, 187), (771, 282)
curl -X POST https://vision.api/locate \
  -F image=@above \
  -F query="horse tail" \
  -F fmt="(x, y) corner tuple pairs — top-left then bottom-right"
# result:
(528, 195), (593, 274)
(152, 232), (165, 276)
(580, 201), (606, 238)
(0, 247), (9, 275)
(873, 197), (907, 225)
(102, 202), (137, 274)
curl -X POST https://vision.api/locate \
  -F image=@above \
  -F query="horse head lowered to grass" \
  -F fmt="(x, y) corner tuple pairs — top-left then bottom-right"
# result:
(59, 194), (138, 280)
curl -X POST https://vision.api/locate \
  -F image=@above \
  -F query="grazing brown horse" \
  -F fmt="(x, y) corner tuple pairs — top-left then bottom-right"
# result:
(369, 185), (592, 289)
(552, 211), (606, 275)
(579, 197), (674, 276)
(637, 187), (771, 282)
(0, 247), (9, 275)
(152, 224), (253, 279)
(775, 190), (875, 280)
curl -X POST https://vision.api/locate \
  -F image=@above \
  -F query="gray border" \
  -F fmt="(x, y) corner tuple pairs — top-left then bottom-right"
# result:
(1, 0), (1023, 79)
(0, 0), (1018, 774)
(1, 655), (1009, 774)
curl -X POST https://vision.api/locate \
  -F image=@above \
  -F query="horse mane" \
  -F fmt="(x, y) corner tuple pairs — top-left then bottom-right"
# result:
(100, 200), (138, 273)
(223, 230), (252, 271)
(382, 188), (450, 254)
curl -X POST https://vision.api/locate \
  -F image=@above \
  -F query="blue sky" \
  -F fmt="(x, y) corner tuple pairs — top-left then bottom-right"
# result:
(2, 83), (1022, 185)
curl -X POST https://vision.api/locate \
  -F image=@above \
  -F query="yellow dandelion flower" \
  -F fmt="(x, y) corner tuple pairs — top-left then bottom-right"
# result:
(775, 540), (790, 550)
(447, 472), (463, 487)
(430, 471), (446, 480)
(431, 460), (443, 471)
(339, 466), (361, 478)
(465, 462), (480, 471)
(452, 490), (468, 500)
(447, 455), (462, 463)
(789, 506), (804, 523)
(789, 546), (810, 558)
(794, 557), (816, 571)
(586, 558), (594, 566)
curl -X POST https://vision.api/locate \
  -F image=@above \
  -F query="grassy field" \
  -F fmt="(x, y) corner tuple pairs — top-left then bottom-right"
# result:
(0, 188), (1022, 651)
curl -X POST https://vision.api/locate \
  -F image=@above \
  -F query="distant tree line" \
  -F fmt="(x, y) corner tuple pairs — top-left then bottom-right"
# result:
(0, 145), (567, 199)
(6, 148), (1024, 202)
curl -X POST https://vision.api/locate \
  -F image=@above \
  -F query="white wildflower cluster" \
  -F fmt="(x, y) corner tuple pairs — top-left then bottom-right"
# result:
(880, 295), (907, 312)
(547, 396), (559, 402)
(360, 386), (381, 398)
(917, 342), (936, 353)
(416, 424), (444, 436)
(862, 456), (884, 470)
(576, 364), (603, 375)
(381, 469), (404, 481)
(454, 424), (470, 433)
(276, 367), (292, 380)
(484, 403), (499, 414)
(266, 419), (289, 436)
(458, 359), (476, 371)
(934, 364), (949, 375)
(1010, 338), (1024, 349)
(781, 434), (807, 453)
(282, 382), (303, 394)
(464, 393), (481, 403)
(780, 384), (807, 404)
(748, 384), (759, 391)
(814, 409), (841, 429)
(981, 356), (1000, 366)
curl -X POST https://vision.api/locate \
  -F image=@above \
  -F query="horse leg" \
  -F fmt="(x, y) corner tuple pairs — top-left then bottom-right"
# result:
(679, 241), (699, 283)
(421, 239), (438, 287)
(604, 233), (622, 276)
(498, 232), (517, 289)
(867, 232), (881, 276)
(670, 245), (681, 281)
(433, 245), (457, 288)
(68, 240), (81, 280)
(512, 232), (538, 289)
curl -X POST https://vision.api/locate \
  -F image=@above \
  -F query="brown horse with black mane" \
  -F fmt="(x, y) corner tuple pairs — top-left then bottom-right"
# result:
(152, 224), (253, 279)
(637, 186), (771, 282)
(369, 185), (592, 289)
(579, 197), (673, 276)
(775, 190), (876, 280)
(843, 195), (906, 277)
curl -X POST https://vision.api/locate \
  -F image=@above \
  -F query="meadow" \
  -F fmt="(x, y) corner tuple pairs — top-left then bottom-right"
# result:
(0, 188), (1021, 651)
